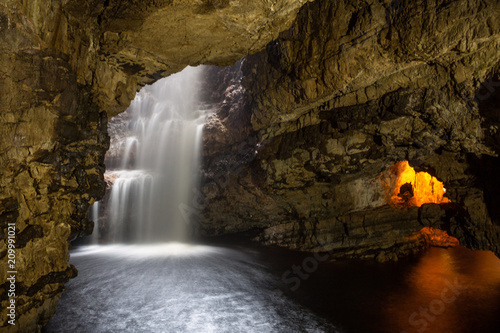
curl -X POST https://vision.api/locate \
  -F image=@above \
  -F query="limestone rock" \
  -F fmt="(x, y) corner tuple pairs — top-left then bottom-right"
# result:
(199, 0), (500, 263)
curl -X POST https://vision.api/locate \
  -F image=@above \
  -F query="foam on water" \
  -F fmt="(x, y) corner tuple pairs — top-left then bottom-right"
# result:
(47, 244), (340, 333)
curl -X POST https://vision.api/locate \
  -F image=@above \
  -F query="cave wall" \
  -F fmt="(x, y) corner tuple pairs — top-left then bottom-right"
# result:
(199, 0), (500, 260)
(0, 0), (310, 331)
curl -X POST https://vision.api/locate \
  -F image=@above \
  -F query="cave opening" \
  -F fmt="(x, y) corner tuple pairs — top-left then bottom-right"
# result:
(382, 160), (451, 208)
(89, 66), (208, 244)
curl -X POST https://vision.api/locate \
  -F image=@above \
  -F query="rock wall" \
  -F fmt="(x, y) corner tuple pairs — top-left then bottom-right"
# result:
(0, 0), (310, 331)
(198, 0), (500, 260)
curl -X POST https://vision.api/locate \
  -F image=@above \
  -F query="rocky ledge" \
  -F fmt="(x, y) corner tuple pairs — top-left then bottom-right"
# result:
(198, 0), (500, 261)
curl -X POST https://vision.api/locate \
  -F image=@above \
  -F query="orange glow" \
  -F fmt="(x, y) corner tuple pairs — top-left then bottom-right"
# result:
(384, 161), (450, 207)
(408, 227), (459, 248)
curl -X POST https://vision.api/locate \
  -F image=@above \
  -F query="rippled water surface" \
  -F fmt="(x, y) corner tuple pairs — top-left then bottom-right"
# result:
(44, 243), (337, 333)
(45, 244), (500, 333)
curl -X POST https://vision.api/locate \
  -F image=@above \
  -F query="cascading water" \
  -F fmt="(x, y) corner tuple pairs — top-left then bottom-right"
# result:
(89, 201), (99, 244)
(93, 66), (206, 243)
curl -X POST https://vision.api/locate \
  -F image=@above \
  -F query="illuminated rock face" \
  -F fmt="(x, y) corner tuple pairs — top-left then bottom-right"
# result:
(407, 227), (460, 249)
(383, 161), (450, 208)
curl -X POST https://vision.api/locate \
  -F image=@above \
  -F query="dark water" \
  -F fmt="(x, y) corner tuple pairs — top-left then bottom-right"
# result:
(45, 244), (500, 333)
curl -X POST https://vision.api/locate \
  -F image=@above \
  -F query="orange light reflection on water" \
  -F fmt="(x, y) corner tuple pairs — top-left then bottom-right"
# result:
(384, 247), (500, 333)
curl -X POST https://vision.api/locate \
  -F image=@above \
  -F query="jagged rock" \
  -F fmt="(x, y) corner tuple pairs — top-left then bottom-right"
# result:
(199, 0), (500, 262)
(408, 227), (460, 249)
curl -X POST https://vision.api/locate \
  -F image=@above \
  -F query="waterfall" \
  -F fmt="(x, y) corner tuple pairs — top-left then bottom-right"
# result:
(90, 201), (99, 244)
(91, 66), (206, 243)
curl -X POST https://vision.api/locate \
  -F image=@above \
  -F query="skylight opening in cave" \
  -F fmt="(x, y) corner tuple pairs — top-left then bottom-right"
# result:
(383, 161), (451, 208)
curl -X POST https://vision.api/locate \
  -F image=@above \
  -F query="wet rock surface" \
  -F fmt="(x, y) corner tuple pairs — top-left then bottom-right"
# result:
(198, 0), (500, 262)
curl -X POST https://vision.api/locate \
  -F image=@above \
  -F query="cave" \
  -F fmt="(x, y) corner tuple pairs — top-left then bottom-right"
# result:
(1, 1), (500, 332)
(382, 160), (450, 208)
